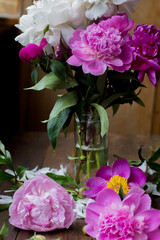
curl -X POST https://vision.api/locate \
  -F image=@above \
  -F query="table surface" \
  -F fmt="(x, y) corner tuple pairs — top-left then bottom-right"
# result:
(1, 132), (160, 240)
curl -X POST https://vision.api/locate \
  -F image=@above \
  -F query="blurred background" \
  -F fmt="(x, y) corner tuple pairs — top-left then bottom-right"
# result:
(0, 0), (160, 142)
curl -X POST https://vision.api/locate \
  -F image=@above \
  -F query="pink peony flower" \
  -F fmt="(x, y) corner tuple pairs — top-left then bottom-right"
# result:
(85, 187), (160, 239)
(67, 13), (134, 76)
(131, 24), (160, 86)
(19, 43), (43, 64)
(84, 158), (146, 199)
(9, 174), (76, 232)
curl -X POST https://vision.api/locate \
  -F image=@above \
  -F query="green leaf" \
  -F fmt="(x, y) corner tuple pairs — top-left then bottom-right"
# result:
(26, 72), (78, 91)
(0, 223), (8, 238)
(0, 170), (14, 182)
(65, 174), (79, 188)
(44, 91), (78, 122)
(0, 141), (5, 155)
(156, 182), (160, 193)
(0, 156), (8, 165)
(112, 104), (120, 116)
(148, 162), (160, 172)
(46, 173), (78, 188)
(119, 184), (125, 200)
(0, 204), (10, 211)
(138, 147), (145, 162)
(16, 166), (28, 179)
(133, 96), (145, 107)
(50, 59), (66, 81)
(128, 160), (142, 166)
(148, 148), (160, 163)
(67, 155), (80, 160)
(47, 108), (71, 151)
(91, 103), (109, 137)
(101, 92), (127, 109)
(31, 66), (38, 84)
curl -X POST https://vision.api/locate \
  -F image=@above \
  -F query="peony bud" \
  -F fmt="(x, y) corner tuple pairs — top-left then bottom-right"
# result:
(19, 43), (43, 64)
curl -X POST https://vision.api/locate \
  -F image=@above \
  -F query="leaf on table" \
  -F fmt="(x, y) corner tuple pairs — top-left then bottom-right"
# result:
(16, 166), (28, 179)
(0, 223), (8, 239)
(0, 204), (10, 211)
(148, 147), (160, 163)
(0, 170), (14, 182)
(46, 173), (78, 188)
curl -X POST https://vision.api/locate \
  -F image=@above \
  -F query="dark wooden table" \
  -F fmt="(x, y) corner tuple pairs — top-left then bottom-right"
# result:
(1, 132), (160, 240)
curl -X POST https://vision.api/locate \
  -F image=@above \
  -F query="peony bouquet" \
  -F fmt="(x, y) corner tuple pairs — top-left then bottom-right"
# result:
(15, 0), (160, 183)
(15, 0), (160, 149)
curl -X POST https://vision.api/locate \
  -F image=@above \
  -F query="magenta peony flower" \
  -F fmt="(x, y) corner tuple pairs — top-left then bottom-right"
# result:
(9, 174), (76, 232)
(19, 43), (43, 64)
(84, 158), (146, 199)
(85, 187), (160, 239)
(131, 24), (160, 86)
(67, 13), (134, 76)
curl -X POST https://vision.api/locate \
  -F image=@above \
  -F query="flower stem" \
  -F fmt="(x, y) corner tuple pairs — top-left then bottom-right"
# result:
(95, 152), (100, 169)
(87, 151), (91, 178)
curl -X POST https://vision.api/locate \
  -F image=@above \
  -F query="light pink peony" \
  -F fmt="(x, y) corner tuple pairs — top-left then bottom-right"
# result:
(67, 13), (134, 76)
(85, 187), (160, 239)
(9, 174), (76, 232)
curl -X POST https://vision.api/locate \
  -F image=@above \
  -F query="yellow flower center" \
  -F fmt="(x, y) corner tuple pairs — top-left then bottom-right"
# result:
(107, 175), (130, 195)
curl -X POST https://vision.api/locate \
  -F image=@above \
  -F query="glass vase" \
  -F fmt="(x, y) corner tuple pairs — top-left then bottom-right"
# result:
(74, 112), (108, 186)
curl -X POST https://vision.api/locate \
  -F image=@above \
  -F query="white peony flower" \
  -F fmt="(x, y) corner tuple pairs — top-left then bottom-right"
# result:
(145, 182), (160, 196)
(75, 198), (94, 218)
(0, 195), (12, 205)
(15, 0), (88, 47)
(72, 0), (140, 20)
(5, 165), (67, 182)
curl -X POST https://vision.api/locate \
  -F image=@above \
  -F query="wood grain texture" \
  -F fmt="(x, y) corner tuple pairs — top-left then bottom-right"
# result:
(0, 132), (160, 240)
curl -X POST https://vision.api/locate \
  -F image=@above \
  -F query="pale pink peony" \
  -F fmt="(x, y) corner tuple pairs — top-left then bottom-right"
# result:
(67, 13), (134, 76)
(85, 187), (160, 239)
(131, 24), (160, 86)
(9, 174), (76, 232)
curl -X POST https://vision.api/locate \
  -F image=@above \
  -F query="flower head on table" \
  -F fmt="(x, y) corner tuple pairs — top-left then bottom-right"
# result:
(84, 158), (146, 199)
(9, 174), (76, 232)
(85, 186), (160, 239)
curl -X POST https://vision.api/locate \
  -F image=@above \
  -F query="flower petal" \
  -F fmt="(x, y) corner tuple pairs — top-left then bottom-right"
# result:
(135, 193), (151, 214)
(85, 202), (104, 224)
(96, 188), (121, 207)
(128, 166), (146, 187)
(112, 158), (130, 178)
(147, 229), (160, 240)
(67, 55), (83, 66)
(84, 223), (97, 238)
(96, 166), (112, 180)
(82, 59), (107, 76)
(138, 209), (160, 233)
(84, 177), (107, 199)
(122, 193), (141, 211)
(127, 186), (145, 196)
(148, 69), (157, 86)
